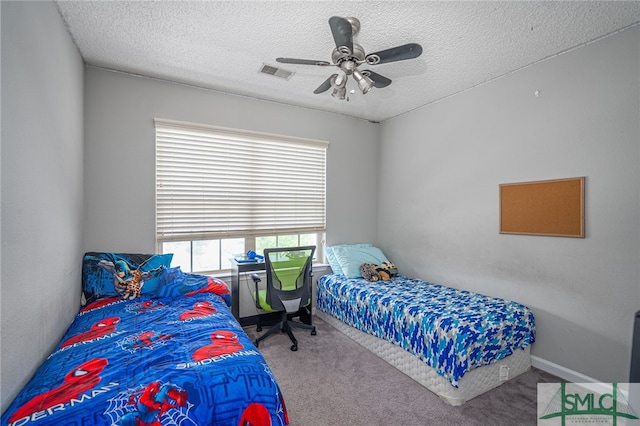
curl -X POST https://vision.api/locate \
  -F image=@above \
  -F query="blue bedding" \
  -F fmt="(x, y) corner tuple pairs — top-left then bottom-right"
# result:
(2, 255), (288, 426)
(317, 274), (535, 387)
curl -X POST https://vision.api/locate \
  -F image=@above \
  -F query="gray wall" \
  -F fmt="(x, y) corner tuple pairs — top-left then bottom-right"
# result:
(83, 67), (379, 324)
(83, 67), (379, 254)
(1, 1), (85, 412)
(378, 25), (640, 383)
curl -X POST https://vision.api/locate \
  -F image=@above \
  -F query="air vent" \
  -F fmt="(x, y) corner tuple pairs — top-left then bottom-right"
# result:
(259, 64), (294, 80)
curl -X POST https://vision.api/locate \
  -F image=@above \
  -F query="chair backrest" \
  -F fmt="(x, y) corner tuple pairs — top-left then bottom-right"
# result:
(263, 246), (315, 313)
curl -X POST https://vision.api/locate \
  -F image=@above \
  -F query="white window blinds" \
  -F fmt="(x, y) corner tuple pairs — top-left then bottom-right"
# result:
(155, 118), (328, 242)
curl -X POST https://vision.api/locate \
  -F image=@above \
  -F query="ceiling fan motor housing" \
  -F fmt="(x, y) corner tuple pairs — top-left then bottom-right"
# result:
(345, 17), (361, 36)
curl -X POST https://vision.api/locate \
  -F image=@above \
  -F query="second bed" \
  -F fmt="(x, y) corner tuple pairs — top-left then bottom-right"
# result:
(316, 273), (536, 405)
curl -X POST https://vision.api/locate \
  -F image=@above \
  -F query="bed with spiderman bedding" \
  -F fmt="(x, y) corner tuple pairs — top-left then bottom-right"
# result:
(2, 252), (288, 426)
(317, 244), (536, 406)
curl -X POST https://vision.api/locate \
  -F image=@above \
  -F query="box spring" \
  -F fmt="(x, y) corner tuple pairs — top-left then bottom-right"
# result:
(316, 309), (531, 406)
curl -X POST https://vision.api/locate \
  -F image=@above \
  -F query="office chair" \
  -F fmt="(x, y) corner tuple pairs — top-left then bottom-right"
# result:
(251, 246), (316, 351)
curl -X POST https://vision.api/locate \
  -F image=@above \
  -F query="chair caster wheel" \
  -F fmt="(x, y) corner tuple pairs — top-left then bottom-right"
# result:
(256, 326), (262, 332)
(290, 344), (298, 351)
(311, 328), (317, 336)
(254, 339), (260, 348)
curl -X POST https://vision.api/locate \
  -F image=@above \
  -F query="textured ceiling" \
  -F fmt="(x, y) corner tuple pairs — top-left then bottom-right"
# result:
(56, 1), (640, 122)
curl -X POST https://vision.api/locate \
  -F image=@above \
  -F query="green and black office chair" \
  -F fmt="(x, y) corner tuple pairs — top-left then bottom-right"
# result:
(251, 246), (316, 351)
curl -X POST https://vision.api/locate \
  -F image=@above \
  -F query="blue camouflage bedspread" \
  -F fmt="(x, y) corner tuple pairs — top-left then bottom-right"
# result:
(2, 268), (288, 426)
(316, 274), (535, 387)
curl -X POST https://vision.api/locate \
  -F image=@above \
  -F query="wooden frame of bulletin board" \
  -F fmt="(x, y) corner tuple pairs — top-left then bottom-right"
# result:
(499, 177), (585, 238)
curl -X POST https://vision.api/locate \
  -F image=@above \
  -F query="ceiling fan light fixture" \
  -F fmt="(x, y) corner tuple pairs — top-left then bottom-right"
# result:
(352, 69), (374, 94)
(331, 86), (347, 100)
(334, 70), (347, 87)
(330, 73), (347, 100)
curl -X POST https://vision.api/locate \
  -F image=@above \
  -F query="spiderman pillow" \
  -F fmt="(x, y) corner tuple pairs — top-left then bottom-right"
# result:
(154, 267), (231, 307)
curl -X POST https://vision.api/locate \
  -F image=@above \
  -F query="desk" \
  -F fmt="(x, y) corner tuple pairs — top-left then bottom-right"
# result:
(230, 259), (265, 323)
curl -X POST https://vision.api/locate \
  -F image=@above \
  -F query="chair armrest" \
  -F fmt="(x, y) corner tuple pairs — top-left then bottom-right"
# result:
(251, 274), (262, 309)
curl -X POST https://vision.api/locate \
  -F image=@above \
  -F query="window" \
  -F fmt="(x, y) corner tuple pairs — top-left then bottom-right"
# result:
(155, 118), (328, 273)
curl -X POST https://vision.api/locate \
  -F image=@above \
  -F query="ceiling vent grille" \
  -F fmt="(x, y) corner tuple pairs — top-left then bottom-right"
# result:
(260, 64), (294, 80)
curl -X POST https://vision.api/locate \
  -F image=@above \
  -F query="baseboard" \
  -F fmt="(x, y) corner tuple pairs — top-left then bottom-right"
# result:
(531, 355), (600, 384)
(532, 356), (629, 397)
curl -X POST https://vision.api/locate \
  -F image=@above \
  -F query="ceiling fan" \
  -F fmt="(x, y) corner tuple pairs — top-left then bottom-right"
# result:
(276, 16), (423, 100)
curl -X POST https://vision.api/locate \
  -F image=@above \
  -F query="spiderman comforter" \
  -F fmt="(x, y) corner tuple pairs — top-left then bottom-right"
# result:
(2, 252), (288, 426)
(317, 274), (536, 387)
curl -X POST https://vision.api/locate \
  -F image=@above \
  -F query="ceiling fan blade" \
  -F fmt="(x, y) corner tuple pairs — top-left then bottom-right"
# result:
(365, 43), (423, 65)
(362, 70), (392, 88)
(314, 75), (336, 94)
(329, 16), (353, 54)
(276, 57), (331, 66)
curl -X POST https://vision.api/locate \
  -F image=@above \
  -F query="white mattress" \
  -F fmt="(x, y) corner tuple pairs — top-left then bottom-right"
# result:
(316, 309), (531, 406)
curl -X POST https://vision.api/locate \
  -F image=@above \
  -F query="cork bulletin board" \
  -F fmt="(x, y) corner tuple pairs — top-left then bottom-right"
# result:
(499, 177), (585, 237)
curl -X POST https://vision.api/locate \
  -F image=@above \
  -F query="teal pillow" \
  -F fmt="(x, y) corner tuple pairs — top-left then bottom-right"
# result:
(332, 245), (388, 279)
(325, 246), (344, 275)
(326, 243), (373, 275)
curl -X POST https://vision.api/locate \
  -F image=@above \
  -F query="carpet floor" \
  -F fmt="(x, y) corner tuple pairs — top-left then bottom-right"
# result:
(244, 316), (561, 426)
